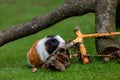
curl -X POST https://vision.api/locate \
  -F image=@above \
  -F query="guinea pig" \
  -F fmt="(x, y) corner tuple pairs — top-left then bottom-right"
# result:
(27, 35), (65, 72)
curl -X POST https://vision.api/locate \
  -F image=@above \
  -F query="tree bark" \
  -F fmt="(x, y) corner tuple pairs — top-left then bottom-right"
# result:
(0, 0), (95, 46)
(0, 0), (120, 54)
(95, 0), (120, 54)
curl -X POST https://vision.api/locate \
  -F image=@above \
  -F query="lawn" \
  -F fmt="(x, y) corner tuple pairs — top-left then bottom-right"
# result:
(0, 0), (120, 80)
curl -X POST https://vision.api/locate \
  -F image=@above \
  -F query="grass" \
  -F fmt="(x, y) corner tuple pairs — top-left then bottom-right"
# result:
(0, 0), (120, 80)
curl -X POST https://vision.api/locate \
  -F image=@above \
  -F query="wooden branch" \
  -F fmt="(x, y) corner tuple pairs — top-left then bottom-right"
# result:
(74, 27), (89, 64)
(0, 0), (95, 47)
(72, 27), (120, 63)
(83, 32), (120, 38)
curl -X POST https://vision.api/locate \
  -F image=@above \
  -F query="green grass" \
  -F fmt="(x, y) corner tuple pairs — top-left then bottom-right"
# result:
(0, 0), (120, 80)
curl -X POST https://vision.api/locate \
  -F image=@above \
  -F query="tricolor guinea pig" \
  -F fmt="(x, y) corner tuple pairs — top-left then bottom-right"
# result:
(27, 35), (65, 71)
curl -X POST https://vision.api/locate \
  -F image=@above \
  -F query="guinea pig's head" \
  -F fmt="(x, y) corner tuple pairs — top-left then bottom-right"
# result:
(45, 35), (65, 54)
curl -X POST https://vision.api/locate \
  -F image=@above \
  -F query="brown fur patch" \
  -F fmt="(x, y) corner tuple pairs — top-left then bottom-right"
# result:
(27, 40), (41, 67)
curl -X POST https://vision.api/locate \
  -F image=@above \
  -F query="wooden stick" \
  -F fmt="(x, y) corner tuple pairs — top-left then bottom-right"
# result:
(85, 54), (113, 57)
(69, 54), (113, 58)
(74, 27), (89, 64)
(73, 26), (120, 64)
(82, 32), (120, 39)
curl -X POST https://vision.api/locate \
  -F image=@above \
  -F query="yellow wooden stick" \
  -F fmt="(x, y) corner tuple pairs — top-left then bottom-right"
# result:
(82, 32), (120, 38)
(74, 27), (89, 64)
(73, 26), (120, 64)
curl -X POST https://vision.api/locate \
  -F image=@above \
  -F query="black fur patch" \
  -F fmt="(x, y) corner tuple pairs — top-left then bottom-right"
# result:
(45, 37), (59, 54)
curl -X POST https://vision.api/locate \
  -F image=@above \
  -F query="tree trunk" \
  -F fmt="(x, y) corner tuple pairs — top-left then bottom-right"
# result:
(95, 0), (120, 54)
(0, 0), (120, 54)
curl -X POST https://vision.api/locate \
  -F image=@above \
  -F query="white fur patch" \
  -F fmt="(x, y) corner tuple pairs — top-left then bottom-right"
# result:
(55, 35), (65, 47)
(36, 37), (49, 62)
(36, 35), (65, 62)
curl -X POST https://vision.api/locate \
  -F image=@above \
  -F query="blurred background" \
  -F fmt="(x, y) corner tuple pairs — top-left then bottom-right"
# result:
(0, 0), (106, 80)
